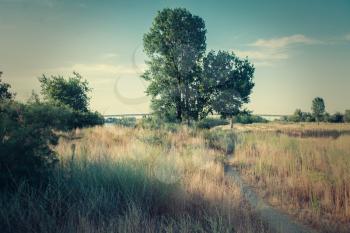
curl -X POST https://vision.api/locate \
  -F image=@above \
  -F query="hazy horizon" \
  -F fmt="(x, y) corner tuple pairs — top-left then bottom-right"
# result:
(1, 0), (349, 115)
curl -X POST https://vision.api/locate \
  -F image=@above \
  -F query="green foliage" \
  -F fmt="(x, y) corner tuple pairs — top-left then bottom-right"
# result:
(203, 51), (255, 119)
(0, 101), (58, 187)
(327, 112), (344, 123)
(285, 108), (346, 123)
(234, 113), (268, 124)
(0, 72), (15, 101)
(311, 97), (326, 122)
(143, 8), (206, 122)
(38, 72), (103, 129)
(288, 109), (314, 122)
(143, 8), (255, 123)
(196, 118), (229, 129)
(39, 72), (91, 112)
(344, 110), (350, 123)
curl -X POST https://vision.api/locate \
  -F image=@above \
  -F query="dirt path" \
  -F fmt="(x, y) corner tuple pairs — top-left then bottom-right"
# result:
(224, 164), (318, 233)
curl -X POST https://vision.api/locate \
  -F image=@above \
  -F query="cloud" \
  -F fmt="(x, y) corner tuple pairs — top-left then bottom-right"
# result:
(235, 50), (288, 61)
(235, 49), (289, 67)
(235, 34), (320, 66)
(251, 34), (320, 49)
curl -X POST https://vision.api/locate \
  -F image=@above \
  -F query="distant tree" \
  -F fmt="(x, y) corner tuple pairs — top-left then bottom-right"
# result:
(143, 8), (206, 122)
(344, 110), (350, 123)
(311, 97), (325, 123)
(202, 51), (255, 128)
(38, 72), (91, 112)
(328, 112), (344, 123)
(290, 109), (303, 122)
(0, 72), (15, 101)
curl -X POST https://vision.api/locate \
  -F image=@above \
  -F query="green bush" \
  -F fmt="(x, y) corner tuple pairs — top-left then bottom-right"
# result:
(234, 113), (268, 124)
(196, 118), (229, 129)
(70, 110), (104, 129)
(0, 102), (58, 187)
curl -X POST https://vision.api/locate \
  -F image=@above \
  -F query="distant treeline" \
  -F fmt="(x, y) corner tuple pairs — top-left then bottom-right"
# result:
(281, 97), (350, 123)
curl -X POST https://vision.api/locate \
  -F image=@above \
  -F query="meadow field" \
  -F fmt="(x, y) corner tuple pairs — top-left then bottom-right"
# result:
(0, 125), (270, 233)
(1, 122), (349, 233)
(231, 123), (350, 233)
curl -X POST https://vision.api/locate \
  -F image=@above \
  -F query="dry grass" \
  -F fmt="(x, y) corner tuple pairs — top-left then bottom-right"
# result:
(0, 126), (270, 233)
(231, 123), (350, 233)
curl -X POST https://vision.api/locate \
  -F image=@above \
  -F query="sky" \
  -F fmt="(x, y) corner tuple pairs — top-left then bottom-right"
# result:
(1, 0), (349, 115)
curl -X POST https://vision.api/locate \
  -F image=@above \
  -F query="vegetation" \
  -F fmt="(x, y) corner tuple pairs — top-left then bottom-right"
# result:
(39, 72), (91, 112)
(311, 97), (326, 123)
(142, 8), (254, 123)
(105, 117), (137, 128)
(233, 112), (268, 124)
(284, 97), (348, 123)
(0, 74), (103, 188)
(0, 72), (15, 101)
(0, 126), (270, 233)
(195, 117), (229, 129)
(231, 123), (350, 233)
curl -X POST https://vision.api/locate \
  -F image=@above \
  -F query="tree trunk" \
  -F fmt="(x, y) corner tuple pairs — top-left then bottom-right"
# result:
(230, 116), (234, 129)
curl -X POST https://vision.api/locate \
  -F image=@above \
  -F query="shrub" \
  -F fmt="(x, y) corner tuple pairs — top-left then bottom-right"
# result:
(0, 102), (58, 187)
(196, 118), (229, 129)
(234, 113), (268, 124)
(70, 110), (104, 129)
(137, 116), (163, 130)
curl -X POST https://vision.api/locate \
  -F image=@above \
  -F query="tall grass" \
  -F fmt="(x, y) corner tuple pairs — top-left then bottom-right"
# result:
(232, 123), (350, 233)
(0, 126), (269, 233)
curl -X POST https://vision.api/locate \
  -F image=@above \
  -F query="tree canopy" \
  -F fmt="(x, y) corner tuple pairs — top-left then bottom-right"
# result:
(142, 8), (255, 123)
(311, 97), (325, 122)
(39, 72), (91, 112)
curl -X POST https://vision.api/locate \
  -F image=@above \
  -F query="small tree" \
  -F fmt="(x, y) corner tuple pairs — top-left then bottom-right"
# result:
(311, 97), (325, 123)
(39, 72), (91, 112)
(0, 72), (15, 101)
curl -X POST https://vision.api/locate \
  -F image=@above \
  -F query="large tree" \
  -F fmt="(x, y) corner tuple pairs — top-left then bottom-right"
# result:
(142, 8), (207, 122)
(311, 97), (325, 123)
(143, 8), (255, 123)
(38, 72), (91, 112)
(202, 51), (255, 127)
